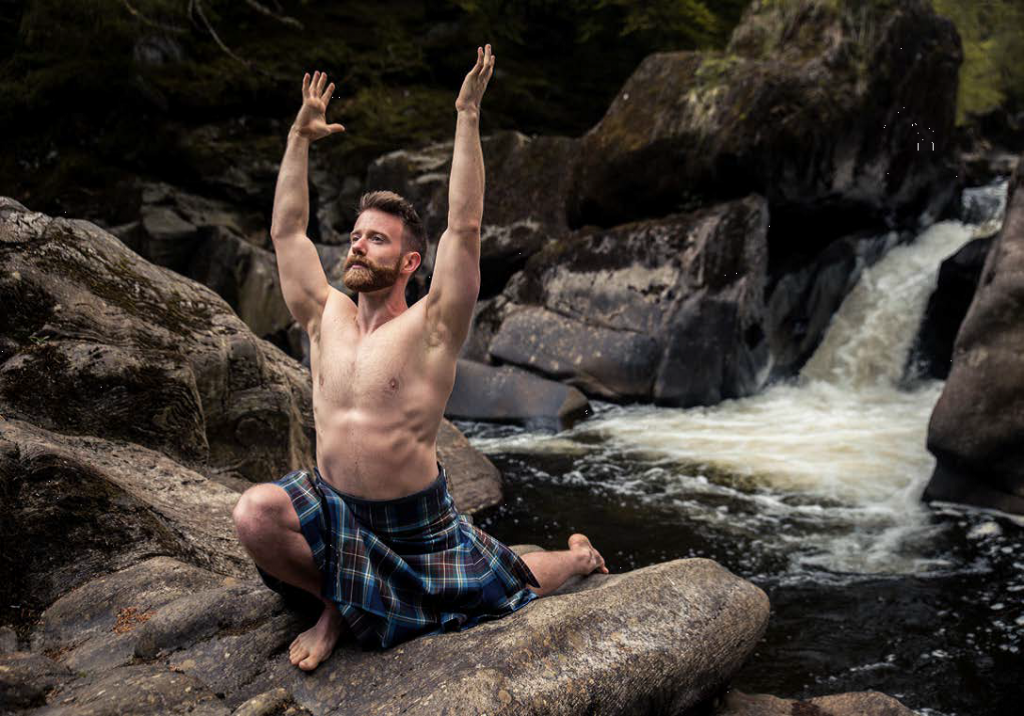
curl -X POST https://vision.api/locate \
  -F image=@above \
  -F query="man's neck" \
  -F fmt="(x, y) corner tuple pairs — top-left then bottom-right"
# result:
(354, 285), (409, 334)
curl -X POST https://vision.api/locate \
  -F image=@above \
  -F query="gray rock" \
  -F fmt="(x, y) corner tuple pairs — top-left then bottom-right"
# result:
(490, 305), (664, 400)
(130, 181), (294, 341)
(446, 359), (592, 430)
(718, 689), (917, 715)
(907, 235), (993, 381)
(0, 625), (18, 654)
(571, 0), (961, 239)
(24, 549), (768, 716)
(32, 557), (229, 672)
(1, 420), (250, 619)
(232, 688), (314, 716)
(435, 419), (503, 515)
(28, 664), (230, 716)
(0, 652), (72, 711)
(0, 200), (314, 482)
(926, 153), (1024, 513)
(491, 196), (770, 406)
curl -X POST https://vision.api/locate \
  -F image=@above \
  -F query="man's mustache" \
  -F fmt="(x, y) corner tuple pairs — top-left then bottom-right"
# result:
(346, 258), (373, 269)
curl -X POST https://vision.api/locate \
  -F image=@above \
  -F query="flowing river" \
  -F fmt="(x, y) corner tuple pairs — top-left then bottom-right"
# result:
(464, 181), (1021, 716)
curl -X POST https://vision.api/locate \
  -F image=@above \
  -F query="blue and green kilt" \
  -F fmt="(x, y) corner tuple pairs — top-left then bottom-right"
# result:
(256, 463), (539, 649)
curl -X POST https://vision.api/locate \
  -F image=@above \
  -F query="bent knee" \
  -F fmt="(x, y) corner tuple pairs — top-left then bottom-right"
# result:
(232, 484), (294, 537)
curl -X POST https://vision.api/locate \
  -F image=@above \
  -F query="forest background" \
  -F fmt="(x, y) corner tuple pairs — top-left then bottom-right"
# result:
(0, 0), (1021, 228)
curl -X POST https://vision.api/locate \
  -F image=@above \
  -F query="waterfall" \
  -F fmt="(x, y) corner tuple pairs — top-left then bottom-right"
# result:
(469, 180), (1010, 575)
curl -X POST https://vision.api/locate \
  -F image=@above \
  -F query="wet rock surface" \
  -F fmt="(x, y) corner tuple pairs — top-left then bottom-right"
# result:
(767, 231), (893, 379)
(926, 153), (1024, 513)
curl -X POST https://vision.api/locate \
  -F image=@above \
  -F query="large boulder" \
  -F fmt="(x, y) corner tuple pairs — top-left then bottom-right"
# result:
(366, 130), (579, 298)
(489, 195), (769, 406)
(0, 197), (315, 483)
(15, 555), (768, 715)
(570, 0), (961, 245)
(446, 359), (592, 430)
(435, 419), (504, 514)
(925, 154), (1024, 513)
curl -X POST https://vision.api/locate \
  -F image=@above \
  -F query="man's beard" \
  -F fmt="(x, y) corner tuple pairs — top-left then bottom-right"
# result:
(342, 255), (402, 292)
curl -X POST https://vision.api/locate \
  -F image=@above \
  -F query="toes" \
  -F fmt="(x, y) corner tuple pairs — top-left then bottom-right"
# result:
(298, 653), (320, 671)
(289, 638), (309, 665)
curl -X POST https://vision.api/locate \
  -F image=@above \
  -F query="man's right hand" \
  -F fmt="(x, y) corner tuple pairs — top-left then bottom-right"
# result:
(292, 71), (345, 141)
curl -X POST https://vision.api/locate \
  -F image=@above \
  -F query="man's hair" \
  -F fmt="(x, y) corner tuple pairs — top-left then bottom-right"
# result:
(357, 191), (427, 271)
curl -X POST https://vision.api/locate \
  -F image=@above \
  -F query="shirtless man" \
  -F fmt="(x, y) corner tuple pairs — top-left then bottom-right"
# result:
(232, 46), (607, 671)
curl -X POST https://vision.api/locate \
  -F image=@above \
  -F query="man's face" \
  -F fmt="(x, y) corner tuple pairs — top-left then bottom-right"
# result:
(343, 209), (407, 293)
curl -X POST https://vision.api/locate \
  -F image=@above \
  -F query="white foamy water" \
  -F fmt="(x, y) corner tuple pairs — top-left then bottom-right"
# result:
(470, 183), (1009, 576)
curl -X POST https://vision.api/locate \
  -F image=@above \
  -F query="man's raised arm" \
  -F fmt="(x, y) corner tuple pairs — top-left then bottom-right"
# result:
(426, 45), (495, 349)
(271, 71), (346, 334)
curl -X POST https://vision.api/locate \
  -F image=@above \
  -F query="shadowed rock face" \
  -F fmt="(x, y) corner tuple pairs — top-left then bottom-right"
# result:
(908, 235), (993, 381)
(925, 153), (1024, 513)
(10, 555), (769, 716)
(0, 418), (251, 622)
(570, 0), (962, 243)
(489, 195), (770, 406)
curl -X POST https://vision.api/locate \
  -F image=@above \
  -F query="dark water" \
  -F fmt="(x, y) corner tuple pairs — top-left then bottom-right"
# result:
(468, 432), (1024, 716)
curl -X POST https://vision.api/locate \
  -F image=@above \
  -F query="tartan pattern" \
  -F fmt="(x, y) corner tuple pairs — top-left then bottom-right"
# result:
(264, 463), (539, 649)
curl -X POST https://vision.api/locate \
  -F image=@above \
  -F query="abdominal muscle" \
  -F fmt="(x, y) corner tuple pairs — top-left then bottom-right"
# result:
(313, 402), (442, 500)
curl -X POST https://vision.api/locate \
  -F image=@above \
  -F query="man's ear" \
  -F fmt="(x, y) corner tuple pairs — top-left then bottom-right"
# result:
(403, 251), (422, 275)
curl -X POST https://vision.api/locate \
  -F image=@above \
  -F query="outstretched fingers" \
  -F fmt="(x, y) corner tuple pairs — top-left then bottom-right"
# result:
(482, 51), (495, 83)
(302, 71), (339, 104)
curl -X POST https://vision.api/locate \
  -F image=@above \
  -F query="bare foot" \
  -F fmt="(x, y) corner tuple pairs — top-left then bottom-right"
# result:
(289, 602), (345, 671)
(568, 533), (609, 575)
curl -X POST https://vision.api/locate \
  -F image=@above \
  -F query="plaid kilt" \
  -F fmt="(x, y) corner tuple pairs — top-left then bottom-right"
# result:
(259, 463), (539, 649)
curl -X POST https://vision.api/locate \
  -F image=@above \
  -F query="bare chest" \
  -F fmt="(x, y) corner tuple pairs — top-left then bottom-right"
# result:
(312, 308), (430, 407)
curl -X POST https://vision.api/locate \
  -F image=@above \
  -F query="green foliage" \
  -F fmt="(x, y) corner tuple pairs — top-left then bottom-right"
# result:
(931, 0), (1024, 122)
(0, 0), (754, 218)
(449, 0), (737, 49)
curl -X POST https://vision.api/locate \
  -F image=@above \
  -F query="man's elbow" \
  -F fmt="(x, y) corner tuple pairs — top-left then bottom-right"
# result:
(445, 221), (481, 237)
